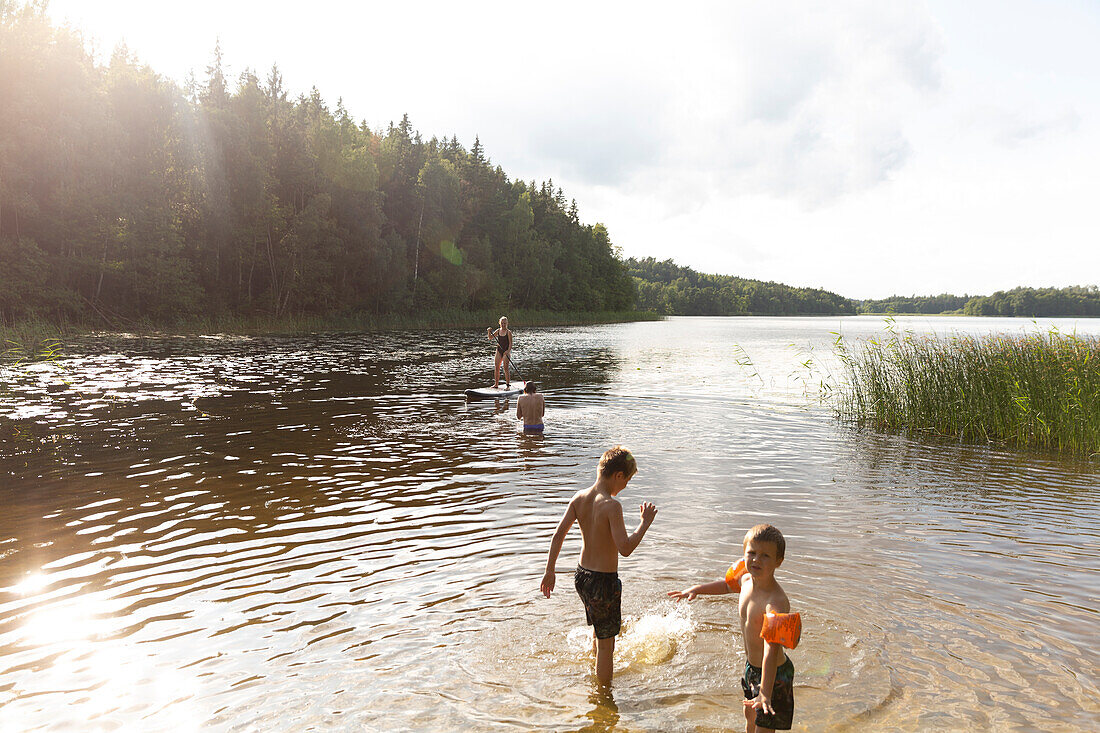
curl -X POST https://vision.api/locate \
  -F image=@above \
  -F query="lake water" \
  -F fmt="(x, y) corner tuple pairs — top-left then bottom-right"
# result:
(1, 316), (1098, 731)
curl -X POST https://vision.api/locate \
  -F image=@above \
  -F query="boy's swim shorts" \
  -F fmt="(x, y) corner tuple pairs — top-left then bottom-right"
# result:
(741, 655), (795, 730)
(573, 566), (621, 639)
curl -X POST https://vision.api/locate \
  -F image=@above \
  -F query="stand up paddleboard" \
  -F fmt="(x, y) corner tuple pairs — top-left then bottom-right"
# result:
(465, 381), (526, 400)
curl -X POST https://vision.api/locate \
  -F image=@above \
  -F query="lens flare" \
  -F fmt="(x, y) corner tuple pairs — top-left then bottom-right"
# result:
(440, 240), (463, 265)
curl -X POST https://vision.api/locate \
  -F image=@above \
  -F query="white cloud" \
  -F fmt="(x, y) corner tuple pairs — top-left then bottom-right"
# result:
(658, 2), (943, 206)
(989, 107), (1081, 147)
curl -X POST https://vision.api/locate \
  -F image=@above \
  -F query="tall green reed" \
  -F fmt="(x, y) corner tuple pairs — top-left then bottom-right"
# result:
(835, 327), (1100, 456)
(1, 317), (65, 366)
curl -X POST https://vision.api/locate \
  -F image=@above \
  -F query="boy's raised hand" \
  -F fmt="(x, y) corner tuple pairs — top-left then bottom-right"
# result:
(540, 569), (555, 598)
(639, 501), (657, 525)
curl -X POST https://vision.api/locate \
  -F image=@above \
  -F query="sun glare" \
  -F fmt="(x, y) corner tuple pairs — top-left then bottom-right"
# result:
(11, 573), (50, 596)
(9, 592), (206, 729)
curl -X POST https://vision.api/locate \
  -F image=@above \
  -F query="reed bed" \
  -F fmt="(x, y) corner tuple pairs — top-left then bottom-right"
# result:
(835, 329), (1100, 456)
(1, 309), (659, 340)
(1, 317), (66, 365)
(175, 309), (659, 334)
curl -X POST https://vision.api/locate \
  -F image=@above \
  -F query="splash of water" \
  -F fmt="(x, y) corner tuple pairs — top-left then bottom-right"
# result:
(566, 604), (696, 670)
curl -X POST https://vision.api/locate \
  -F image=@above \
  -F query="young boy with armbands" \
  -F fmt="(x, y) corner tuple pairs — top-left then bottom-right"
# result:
(668, 524), (800, 732)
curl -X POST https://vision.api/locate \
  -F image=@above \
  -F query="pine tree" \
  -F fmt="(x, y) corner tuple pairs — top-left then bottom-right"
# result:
(203, 39), (228, 107)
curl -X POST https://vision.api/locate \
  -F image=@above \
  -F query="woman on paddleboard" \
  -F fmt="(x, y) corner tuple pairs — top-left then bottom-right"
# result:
(486, 316), (513, 389)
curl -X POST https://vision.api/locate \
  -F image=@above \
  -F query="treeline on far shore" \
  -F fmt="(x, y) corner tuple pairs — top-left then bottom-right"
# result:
(627, 257), (858, 316)
(627, 263), (1100, 320)
(859, 286), (1100, 317)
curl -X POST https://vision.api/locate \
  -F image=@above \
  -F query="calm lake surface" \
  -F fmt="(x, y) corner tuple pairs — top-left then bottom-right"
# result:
(2, 316), (1098, 732)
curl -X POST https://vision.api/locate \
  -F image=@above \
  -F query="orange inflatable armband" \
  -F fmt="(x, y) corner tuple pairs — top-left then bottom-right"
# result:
(760, 611), (802, 649)
(724, 558), (747, 592)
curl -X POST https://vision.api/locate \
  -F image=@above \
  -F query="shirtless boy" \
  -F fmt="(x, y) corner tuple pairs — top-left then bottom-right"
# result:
(540, 446), (657, 687)
(668, 524), (795, 732)
(516, 382), (545, 432)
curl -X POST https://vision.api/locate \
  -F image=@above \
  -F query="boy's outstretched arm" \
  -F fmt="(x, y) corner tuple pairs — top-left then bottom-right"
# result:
(609, 501), (657, 557)
(540, 501), (577, 597)
(667, 579), (730, 602)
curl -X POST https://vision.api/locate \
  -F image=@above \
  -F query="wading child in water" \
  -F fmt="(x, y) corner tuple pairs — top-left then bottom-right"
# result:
(516, 381), (545, 432)
(668, 524), (797, 732)
(540, 446), (658, 687)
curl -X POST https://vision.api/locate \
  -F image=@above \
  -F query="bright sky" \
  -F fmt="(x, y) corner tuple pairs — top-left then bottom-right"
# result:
(46, 0), (1100, 299)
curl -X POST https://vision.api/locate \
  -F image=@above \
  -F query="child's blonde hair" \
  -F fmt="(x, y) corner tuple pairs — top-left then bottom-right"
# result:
(598, 446), (637, 478)
(743, 524), (786, 561)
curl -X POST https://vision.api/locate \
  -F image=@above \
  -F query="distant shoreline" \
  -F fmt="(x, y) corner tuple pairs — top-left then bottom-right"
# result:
(856, 311), (968, 317)
(11, 310), (1100, 356)
(1, 310), (660, 346)
(855, 312), (1100, 319)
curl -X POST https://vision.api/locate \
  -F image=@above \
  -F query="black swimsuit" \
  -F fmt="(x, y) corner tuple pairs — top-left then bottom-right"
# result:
(574, 566), (622, 639)
(496, 331), (510, 353)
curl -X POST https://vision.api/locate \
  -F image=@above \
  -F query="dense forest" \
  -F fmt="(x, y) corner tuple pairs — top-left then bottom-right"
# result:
(858, 294), (971, 314)
(961, 287), (1100, 317)
(0, 3), (635, 326)
(860, 287), (1100, 317)
(627, 257), (857, 316)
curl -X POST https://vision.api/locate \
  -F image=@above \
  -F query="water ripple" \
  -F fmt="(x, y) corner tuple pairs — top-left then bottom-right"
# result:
(2, 318), (1099, 730)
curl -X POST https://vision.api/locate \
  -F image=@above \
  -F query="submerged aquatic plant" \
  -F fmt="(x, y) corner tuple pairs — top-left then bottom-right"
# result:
(2, 337), (62, 366)
(1, 321), (66, 411)
(1, 317), (66, 366)
(834, 328), (1100, 457)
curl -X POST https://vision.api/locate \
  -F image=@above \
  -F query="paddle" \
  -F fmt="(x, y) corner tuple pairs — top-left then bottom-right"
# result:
(505, 352), (525, 383)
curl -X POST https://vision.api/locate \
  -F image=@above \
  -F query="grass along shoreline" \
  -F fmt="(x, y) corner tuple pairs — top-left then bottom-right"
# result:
(0, 310), (660, 363)
(834, 327), (1100, 457)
